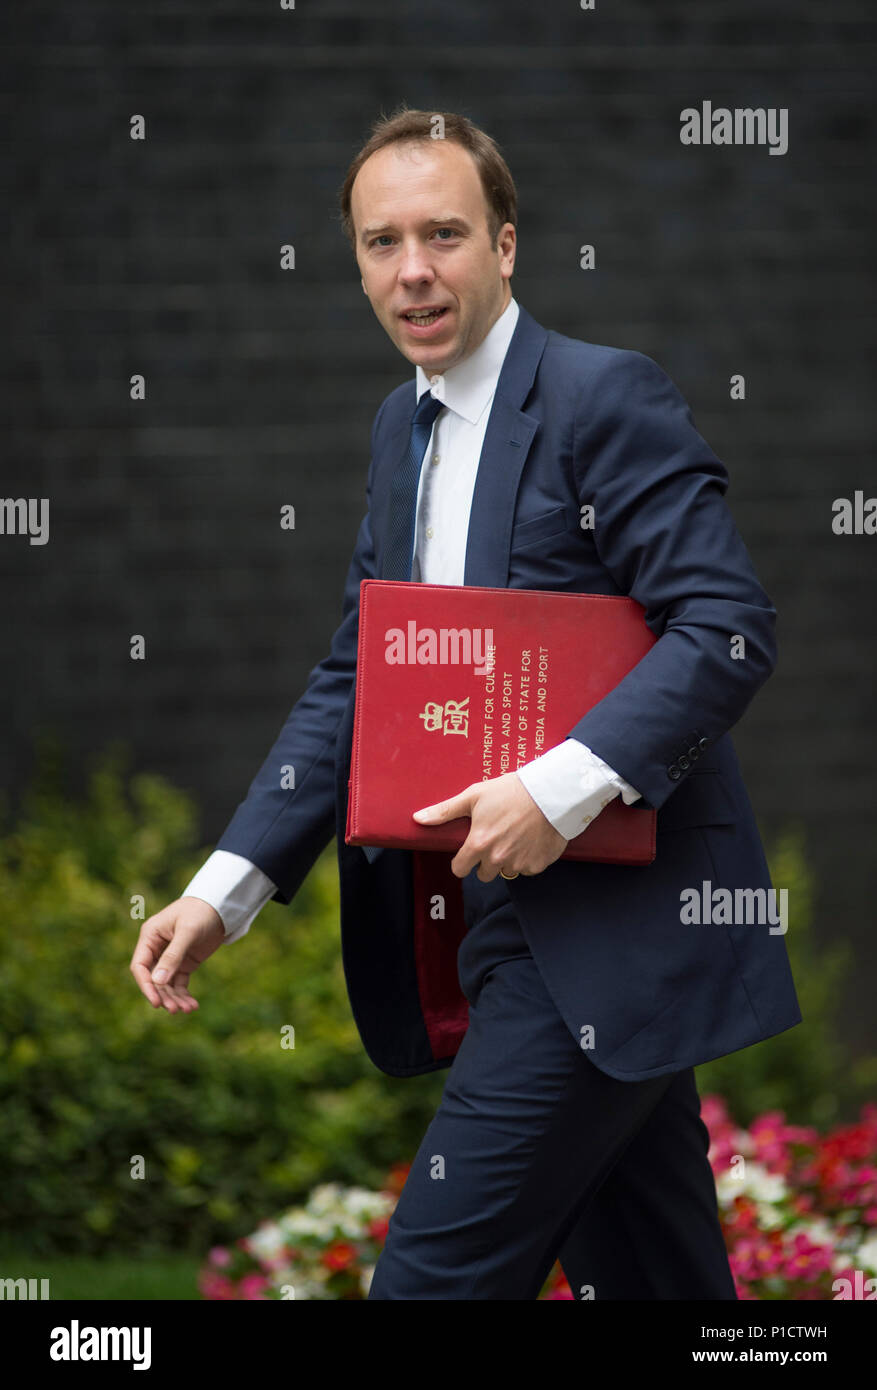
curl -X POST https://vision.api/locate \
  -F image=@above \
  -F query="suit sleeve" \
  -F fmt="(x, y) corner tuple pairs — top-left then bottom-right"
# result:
(566, 349), (776, 811)
(213, 403), (384, 902)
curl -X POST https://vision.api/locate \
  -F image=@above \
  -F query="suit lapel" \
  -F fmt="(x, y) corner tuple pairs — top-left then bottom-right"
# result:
(462, 394), (540, 588)
(378, 415), (416, 580)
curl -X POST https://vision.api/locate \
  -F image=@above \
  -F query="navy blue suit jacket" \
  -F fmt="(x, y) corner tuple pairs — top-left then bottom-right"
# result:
(216, 303), (801, 1079)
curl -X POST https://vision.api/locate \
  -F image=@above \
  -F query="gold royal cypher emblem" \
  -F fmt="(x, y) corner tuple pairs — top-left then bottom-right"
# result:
(418, 697), (470, 736)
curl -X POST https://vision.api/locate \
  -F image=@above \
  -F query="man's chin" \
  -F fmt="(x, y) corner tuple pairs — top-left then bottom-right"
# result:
(387, 322), (459, 374)
(397, 339), (459, 376)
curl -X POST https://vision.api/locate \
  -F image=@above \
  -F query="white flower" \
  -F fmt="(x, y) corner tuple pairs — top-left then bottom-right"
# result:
(754, 1201), (784, 1230)
(237, 1181), (396, 1299)
(333, 1192), (394, 1241)
(359, 1265), (376, 1297)
(341, 1188), (393, 1219)
(792, 1218), (837, 1248)
(337, 1217), (368, 1240)
(246, 1222), (286, 1260)
(855, 1233), (877, 1274)
(279, 1211), (334, 1239)
(308, 1184), (344, 1215)
(715, 1159), (787, 1209)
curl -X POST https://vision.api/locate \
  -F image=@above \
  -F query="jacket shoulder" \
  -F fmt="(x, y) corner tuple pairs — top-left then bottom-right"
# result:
(370, 379), (415, 448)
(540, 327), (668, 394)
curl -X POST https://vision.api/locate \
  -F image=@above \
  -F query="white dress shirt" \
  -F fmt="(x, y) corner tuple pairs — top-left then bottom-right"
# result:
(183, 297), (640, 943)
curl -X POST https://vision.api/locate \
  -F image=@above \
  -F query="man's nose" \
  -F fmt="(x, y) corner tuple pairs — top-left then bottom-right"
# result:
(397, 241), (435, 284)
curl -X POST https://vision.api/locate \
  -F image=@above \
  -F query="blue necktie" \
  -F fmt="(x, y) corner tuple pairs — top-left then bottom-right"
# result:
(382, 389), (444, 581)
(362, 389), (443, 863)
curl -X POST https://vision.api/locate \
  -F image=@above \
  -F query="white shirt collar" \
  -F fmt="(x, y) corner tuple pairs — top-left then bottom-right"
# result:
(414, 296), (520, 425)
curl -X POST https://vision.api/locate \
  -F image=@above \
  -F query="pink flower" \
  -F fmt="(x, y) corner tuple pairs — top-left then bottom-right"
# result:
(239, 1273), (270, 1300)
(199, 1272), (236, 1301)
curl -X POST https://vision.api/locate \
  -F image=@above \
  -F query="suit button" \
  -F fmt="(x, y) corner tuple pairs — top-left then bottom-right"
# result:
(698, 736), (709, 751)
(668, 764), (681, 780)
(688, 746), (700, 761)
(678, 754), (690, 770)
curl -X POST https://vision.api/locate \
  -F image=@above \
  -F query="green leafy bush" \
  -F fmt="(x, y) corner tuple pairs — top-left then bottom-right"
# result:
(0, 739), (445, 1257)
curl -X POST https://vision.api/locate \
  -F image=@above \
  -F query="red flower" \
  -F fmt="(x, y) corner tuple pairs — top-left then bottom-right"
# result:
(383, 1163), (411, 1197)
(367, 1217), (390, 1243)
(321, 1241), (358, 1272)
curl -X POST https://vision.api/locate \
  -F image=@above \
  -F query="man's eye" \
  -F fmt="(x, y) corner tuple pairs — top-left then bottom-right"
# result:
(369, 230), (457, 248)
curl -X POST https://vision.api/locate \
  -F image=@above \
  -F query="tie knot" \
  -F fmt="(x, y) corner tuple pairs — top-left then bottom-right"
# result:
(413, 390), (444, 429)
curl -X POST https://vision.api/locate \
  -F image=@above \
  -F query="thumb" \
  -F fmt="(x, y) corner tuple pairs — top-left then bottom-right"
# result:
(151, 936), (190, 985)
(413, 784), (476, 824)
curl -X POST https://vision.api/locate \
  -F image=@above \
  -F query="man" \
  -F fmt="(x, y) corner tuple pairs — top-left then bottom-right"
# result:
(130, 108), (801, 1300)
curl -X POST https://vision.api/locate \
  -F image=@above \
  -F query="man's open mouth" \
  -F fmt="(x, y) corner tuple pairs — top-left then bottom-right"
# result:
(402, 307), (448, 327)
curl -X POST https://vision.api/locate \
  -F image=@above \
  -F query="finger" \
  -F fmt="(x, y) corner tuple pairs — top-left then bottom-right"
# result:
(450, 832), (474, 878)
(155, 983), (188, 1015)
(160, 981), (198, 1014)
(150, 939), (192, 987)
(130, 932), (165, 976)
(451, 827), (492, 880)
(130, 960), (163, 1008)
(153, 985), (179, 1015)
(168, 974), (199, 1010)
(130, 922), (175, 999)
(413, 784), (476, 824)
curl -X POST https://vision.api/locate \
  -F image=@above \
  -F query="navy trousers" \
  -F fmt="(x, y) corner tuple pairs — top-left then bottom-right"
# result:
(368, 872), (737, 1301)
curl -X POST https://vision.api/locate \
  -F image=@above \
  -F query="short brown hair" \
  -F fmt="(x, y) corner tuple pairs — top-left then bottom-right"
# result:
(338, 105), (518, 252)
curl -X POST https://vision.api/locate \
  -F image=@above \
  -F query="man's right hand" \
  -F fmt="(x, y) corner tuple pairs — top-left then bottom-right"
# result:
(129, 896), (226, 1014)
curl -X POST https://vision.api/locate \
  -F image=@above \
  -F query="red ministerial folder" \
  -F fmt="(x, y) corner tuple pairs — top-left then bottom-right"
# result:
(345, 580), (657, 865)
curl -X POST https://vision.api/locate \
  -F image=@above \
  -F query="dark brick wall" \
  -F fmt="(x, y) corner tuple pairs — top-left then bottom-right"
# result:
(2, 2), (875, 1051)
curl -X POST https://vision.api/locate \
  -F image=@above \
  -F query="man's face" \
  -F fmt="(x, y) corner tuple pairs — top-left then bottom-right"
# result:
(351, 139), (516, 376)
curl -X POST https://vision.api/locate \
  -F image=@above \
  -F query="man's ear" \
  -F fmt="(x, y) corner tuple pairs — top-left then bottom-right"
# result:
(361, 278), (368, 296)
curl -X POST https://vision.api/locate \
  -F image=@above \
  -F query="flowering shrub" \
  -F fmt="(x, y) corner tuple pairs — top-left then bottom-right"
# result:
(199, 1100), (877, 1300)
(198, 1165), (407, 1300)
(703, 1095), (877, 1300)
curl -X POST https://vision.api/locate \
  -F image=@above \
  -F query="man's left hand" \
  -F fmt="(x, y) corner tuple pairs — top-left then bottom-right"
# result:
(413, 772), (568, 881)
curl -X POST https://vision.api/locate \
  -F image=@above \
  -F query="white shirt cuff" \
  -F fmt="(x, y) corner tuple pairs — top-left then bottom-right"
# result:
(182, 850), (278, 944)
(515, 739), (642, 842)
